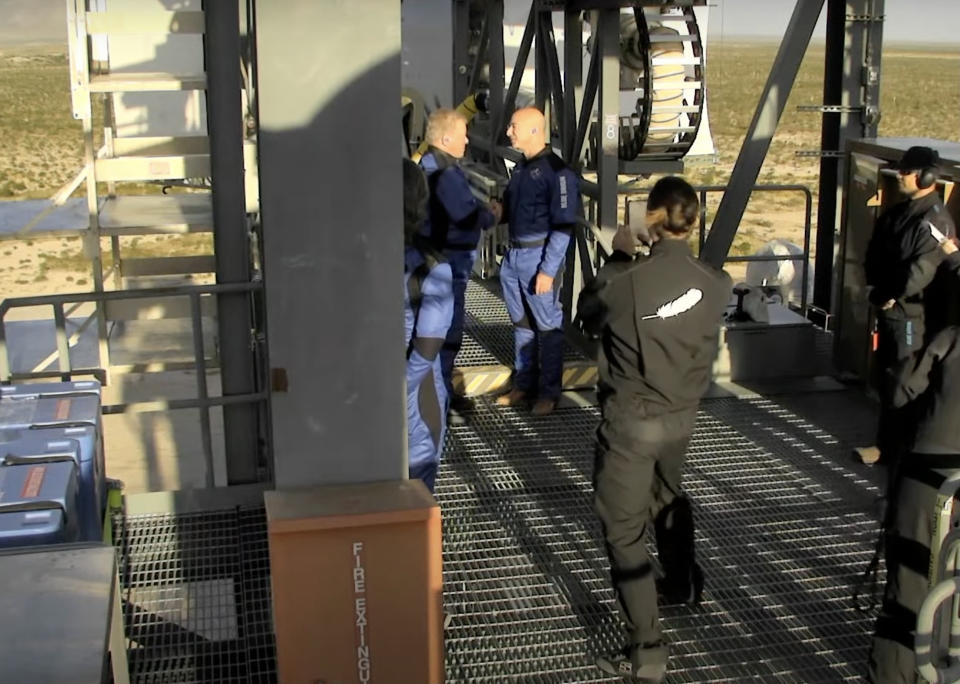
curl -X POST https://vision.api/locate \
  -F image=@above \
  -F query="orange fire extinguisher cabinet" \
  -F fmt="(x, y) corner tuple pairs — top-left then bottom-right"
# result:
(265, 479), (444, 684)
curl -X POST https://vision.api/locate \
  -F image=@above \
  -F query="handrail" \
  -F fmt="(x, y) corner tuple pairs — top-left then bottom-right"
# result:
(0, 281), (257, 317)
(11, 166), (88, 239)
(700, 183), (813, 313)
(579, 183), (814, 313)
(0, 281), (267, 488)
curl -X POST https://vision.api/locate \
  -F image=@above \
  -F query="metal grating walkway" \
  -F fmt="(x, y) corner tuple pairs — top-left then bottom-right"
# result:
(113, 507), (276, 684)
(113, 389), (883, 683)
(439, 393), (880, 683)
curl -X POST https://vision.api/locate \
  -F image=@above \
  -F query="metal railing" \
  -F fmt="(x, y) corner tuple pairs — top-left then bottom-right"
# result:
(697, 184), (813, 313)
(579, 183), (814, 313)
(0, 282), (269, 488)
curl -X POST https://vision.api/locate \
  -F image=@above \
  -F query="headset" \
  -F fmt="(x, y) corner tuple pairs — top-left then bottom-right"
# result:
(917, 164), (940, 190)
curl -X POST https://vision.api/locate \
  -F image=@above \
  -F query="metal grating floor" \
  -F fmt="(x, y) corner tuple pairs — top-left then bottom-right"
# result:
(113, 507), (276, 684)
(458, 278), (587, 367)
(114, 389), (883, 683)
(439, 393), (881, 683)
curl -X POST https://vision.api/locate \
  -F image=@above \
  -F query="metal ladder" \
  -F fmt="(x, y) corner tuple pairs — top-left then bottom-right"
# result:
(64, 0), (255, 372)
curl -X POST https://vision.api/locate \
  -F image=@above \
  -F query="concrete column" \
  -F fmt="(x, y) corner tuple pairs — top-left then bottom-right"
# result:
(256, 0), (405, 487)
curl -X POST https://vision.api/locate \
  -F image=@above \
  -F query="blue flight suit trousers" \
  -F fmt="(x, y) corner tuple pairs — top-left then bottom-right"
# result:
(405, 252), (453, 492)
(440, 248), (476, 396)
(499, 246), (565, 399)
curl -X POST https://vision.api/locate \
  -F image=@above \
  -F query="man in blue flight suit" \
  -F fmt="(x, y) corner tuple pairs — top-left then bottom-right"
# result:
(403, 158), (454, 493)
(495, 107), (581, 416)
(419, 109), (498, 410)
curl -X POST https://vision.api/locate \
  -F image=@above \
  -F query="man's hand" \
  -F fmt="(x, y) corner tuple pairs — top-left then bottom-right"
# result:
(534, 271), (554, 295)
(881, 299), (895, 311)
(489, 200), (503, 224)
(612, 224), (639, 255)
(942, 239), (958, 255)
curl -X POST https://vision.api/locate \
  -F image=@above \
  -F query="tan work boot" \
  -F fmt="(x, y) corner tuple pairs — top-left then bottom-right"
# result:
(531, 398), (557, 416)
(495, 388), (527, 407)
(854, 446), (882, 465)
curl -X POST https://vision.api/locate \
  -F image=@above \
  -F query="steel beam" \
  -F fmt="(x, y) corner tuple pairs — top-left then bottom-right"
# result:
(563, 11), (582, 163)
(861, 0), (884, 139)
(487, 1), (506, 172)
(467, 11), (490, 98)
(205, 0), (260, 484)
(596, 9), (620, 232)
(538, 12), (565, 147)
(813, 0), (848, 311)
(700, 0), (825, 268)
(814, 0), (883, 311)
(535, 11), (549, 112)
(496, 1), (536, 149)
(573, 38), (600, 167)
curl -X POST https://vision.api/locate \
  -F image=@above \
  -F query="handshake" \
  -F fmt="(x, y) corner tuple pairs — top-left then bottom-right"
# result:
(462, 164), (507, 221)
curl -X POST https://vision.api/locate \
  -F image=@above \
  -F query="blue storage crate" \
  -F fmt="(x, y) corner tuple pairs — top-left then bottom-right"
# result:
(0, 392), (100, 430)
(0, 460), (80, 548)
(0, 380), (101, 400)
(0, 429), (104, 542)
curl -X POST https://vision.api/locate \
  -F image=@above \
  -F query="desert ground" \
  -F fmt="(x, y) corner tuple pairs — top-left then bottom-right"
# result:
(1, 41), (957, 297)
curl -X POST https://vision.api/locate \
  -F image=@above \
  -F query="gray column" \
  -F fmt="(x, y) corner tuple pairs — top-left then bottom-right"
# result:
(256, 0), (405, 488)
(205, 0), (259, 484)
(401, 0), (454, 109)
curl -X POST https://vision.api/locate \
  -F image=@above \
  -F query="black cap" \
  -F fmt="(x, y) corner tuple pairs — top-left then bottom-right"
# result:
(895, 145), (940, 171)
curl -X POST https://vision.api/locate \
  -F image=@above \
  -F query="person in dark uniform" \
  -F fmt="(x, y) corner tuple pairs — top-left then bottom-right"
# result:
(867, 238), (960, 682)
(857, 145), (956, 466)
(495, 107), (581, 416)
(403, 158), (453, 493)
(419, 109), (499, 410)
(578, 176), (731, 682)
(864, 237), (960, 683)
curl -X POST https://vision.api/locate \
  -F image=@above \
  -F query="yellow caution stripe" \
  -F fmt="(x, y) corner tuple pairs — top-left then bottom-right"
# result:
(452, 362), (597, 397)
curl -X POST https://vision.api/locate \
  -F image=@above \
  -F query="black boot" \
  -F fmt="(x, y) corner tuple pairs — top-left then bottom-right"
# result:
(449, 393), (474, 412)
(596, 643), (668, 682)
(654, 496), (702, 605)
(655, 563), (704, 607)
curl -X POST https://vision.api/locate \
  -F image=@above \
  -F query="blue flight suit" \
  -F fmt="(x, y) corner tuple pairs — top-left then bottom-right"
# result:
(500, 148), (581, 399)
(420, 148), (496, 395)
(405, 245), (454, 493)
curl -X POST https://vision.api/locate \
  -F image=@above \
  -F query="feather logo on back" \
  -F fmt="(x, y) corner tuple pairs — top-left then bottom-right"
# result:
(641, 288), (703, 320)
(927, 221), (948, 245)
